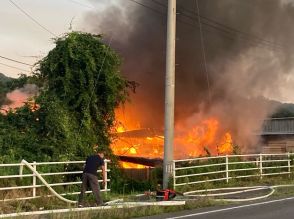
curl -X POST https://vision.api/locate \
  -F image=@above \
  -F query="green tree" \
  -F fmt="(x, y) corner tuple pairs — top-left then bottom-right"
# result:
(271, 103), (294, 118)
(1, 31), (130, 162)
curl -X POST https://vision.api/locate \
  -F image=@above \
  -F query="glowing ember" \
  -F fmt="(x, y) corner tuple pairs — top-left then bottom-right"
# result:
(116, 125), (125, 133)
(112, 109), (234, 168)
(1, 90), (30, 112)
(121, 161), (146, 169)
(218, 132), (233, 155)
(1, 86), (39, 114)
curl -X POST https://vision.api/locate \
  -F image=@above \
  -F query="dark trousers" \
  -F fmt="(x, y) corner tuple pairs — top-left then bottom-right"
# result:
(78, 173), (103, 205)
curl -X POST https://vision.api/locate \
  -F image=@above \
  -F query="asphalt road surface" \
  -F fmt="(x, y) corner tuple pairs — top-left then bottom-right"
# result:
(138, 196), (294, 219)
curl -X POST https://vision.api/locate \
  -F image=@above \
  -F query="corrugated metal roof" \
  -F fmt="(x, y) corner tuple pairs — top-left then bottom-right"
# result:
(261, 117), (294, 135)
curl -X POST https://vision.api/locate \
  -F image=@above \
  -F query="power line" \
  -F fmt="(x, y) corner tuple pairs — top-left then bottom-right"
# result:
(150, 0), (283, 49)
(177, 5), (284, 49)
(128, 0), (165, 16)
(135, 0), (283, 50)
(194, 0), (211, 103)
(68, 0), (94, 9)
(0, 55), (33, 67)
(8, 0), (57, 37)
(177, 8), (283, 50)
(0, 62), (30, 73)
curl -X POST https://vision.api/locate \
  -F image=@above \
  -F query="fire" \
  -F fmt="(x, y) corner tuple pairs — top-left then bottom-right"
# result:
(111, 108), (234, 168)
(1, 89), (39, 114)
(1, 90), (30, 112)
(218, 132), (233, 154)
(174, 118), (233, 158)
(116, 125), (126, 133)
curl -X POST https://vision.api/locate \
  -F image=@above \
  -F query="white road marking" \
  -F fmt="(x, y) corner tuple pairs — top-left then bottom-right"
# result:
(167, 196), (294, 219)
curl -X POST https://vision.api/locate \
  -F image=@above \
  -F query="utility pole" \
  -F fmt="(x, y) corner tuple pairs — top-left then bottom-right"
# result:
(163, 0), (176, 189)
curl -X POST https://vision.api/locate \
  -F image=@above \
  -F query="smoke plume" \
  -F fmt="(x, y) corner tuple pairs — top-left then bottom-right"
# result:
(82, 0), (294, 152)
(1, 84), (39, 113)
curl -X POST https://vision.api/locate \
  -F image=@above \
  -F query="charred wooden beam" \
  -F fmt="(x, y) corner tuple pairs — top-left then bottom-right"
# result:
(115, 128), (163, 138)
(118, 155), (163, 167)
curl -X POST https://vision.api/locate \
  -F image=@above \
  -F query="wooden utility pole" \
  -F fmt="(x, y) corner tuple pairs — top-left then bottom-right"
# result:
(163, 0), (176, 189)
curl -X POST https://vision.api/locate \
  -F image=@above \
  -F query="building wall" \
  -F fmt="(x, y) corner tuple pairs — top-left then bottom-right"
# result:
(261, 135), (294, 153)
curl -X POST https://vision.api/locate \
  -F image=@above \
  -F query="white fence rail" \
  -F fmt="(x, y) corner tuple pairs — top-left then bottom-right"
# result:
(173, 153), (294, 189)
(0, 160), (110, 202)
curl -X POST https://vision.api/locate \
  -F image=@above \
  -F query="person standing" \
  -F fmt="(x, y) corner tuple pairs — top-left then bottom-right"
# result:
(78, 148), (106, 207)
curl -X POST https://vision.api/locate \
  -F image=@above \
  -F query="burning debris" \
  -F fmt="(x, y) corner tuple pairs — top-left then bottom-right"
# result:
(112, 110), (233, 168)
(118, 155), (163, 167)
(0, 84), (39, 113)
(84, 0), (294, 160)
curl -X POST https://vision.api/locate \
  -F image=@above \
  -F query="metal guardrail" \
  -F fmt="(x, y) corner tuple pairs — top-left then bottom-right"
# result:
(0, 160), (110, 202)
(173, 153), (294, 188)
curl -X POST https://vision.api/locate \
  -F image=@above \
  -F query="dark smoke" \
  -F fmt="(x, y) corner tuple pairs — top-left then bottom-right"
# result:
(82, 0), (294, 152)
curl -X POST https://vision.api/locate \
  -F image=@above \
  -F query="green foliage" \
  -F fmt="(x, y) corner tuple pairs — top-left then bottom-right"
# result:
(0, 74), (41, 106)
(0, 74), (11, 106)
(0, 31), (130, 163)
(35, 32), (128, 155)
(271, 103), (294, 118)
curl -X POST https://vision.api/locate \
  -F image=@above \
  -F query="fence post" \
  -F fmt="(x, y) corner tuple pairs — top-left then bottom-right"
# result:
(172, 161), (176, 189)
(104, 161), (108, 192)
(32, 161), (36, 197)
(288, 152), (291, 178)
(259, 154), (263, 180)
(226, 155), (229, 183)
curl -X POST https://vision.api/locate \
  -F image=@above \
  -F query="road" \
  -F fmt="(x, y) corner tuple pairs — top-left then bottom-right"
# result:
(138, 196), (294, 219)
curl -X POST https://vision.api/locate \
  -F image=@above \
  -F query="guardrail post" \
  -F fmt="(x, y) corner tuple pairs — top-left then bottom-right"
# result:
(259, 154), (263, 180)
(172, 161), (176, 189)
(288, 152), (291, 178)
(104, 161), (108, 192)
(226, 155), (229, 183)
(32, 161), (36, 197)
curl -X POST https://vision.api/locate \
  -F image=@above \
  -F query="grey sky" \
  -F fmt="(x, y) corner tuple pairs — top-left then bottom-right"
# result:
(0, 0), (294, 103)
(0, 0), (98, 77)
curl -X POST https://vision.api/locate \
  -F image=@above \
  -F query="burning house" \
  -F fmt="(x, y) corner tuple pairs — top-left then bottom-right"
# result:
(84, 0), (294, 167)
(261, 117), (294, 153)
(111, 108), (234, 168)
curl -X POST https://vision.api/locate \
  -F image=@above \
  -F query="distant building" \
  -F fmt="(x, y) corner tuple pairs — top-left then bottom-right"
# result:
(261, 117), (294, 153)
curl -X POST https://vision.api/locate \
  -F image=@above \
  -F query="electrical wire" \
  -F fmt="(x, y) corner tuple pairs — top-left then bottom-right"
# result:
(177, 6), (284, 49)
(0, 55), (33, 67)
(68, 0), (94, 9)
(128, 0), (166, 17)
(194, 0), (211, 103)
(0, 62), (30, 73)
(128, 0), (283, 51)
(150, 0), (284, 49)
(8, 0), (57, 37)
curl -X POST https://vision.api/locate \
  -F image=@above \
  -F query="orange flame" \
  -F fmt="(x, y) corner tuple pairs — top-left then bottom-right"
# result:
(112, 108), (233, 168)
(1, 90), (39, 114)
(1, 90), (30, 112)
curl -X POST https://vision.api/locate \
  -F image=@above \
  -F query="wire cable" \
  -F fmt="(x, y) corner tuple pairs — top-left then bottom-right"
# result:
(8, 0), (57, 37)
(129, 0), (283, 51)
(194, 0), (211, 103)
(0, 55), (33, 67)
(68, 0), (94, 9)
(0, 62), (30, 73)
(178, 6), (284, 49)
(128, 0), (166, 17)
(150, 0), (284, 49)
